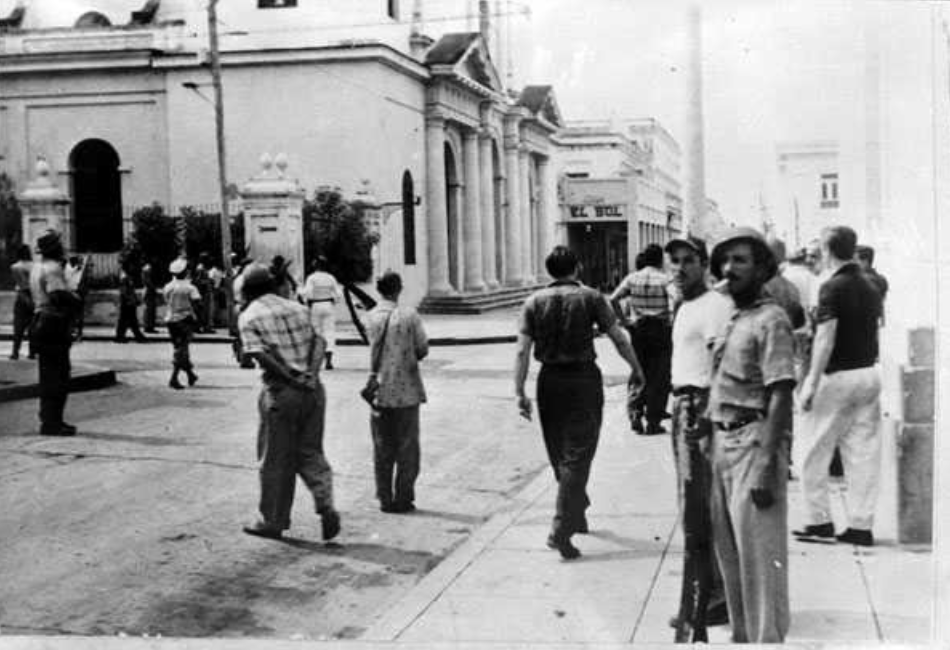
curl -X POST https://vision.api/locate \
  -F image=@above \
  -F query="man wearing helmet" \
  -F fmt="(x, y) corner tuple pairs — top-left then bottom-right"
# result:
(707, 227), (796, 643)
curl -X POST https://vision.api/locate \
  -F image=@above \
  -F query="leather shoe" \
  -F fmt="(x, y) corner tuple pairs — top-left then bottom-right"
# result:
(321, 508), (341, 541)
(793, 523), (835, 539)
(836, 528), (874, 547)
(546, 533), (581, 560)
(40, 423), (76, 437)
(242, 522), (282, 540)
(641, 423), (668, 436)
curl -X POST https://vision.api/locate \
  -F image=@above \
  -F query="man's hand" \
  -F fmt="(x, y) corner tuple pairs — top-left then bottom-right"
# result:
(517, 395), (532, 421)
(749, 450), (776, 509)
(798, 380), (817, 412)
(627, 369), (646, 402)
(751, 487), (775, 509)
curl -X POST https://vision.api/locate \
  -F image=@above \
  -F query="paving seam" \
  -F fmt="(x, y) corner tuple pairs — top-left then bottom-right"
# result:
(361, 465), (554, 641)
(627, 511), (679, 643)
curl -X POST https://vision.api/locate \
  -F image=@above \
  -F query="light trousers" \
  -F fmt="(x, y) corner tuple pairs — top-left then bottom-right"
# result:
(798, 366), (882, 530)
(309, 302), (337, 353)
(710, 422), (789, 644)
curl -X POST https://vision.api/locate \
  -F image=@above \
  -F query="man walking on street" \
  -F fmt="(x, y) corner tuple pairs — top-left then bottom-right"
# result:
(163, 259), (200, 390)
(115, 265), (147, 343)
(365, 272), (429, 513)
(9, 244), (35, 360)
(238, 264), (340, 542)
(664, 236), (733, 642)
(610, 243), (673, 435)
(707, 227), (796, 643)
(515, 246), (645, 559)
(795, 226), (883, 547)
(30, 230), (82, 437)
(141, 262), (158, 333)
(299, 256), (342, 370)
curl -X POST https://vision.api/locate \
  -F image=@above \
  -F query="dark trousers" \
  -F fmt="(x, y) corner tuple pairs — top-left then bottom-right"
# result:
(12, 292), (34, 357)
(167, 319), (194, 372)
(628, 317), (672, 426)
(143, 290), (158, 331)
(38, 345), (71, 430)
(257, 382), (333, 529)
(671, 390), (725, 642)
(537, 363), (604, 541)
(371, 405), (421, 507)
(115, 303), (144, 341)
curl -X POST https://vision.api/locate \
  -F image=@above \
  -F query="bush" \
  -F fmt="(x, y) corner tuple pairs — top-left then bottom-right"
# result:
(123, 203), (180, 286)
(0, 173), (23, 290)
(303, 188), (378, 284)
(180, 206), (245, 270)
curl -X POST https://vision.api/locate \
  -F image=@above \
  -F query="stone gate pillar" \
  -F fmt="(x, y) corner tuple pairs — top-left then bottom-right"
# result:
(18, 158), (71, 250)
(239, 153), (306, 286)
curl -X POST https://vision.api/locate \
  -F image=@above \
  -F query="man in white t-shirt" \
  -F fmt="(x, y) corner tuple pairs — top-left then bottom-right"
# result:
(298, 256), (342, 370)
(665, 236), (734, 642)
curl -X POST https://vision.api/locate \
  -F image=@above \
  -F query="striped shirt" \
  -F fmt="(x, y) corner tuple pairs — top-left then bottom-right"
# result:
(612, 266), (672, 322)
(239, 294), (318, 379)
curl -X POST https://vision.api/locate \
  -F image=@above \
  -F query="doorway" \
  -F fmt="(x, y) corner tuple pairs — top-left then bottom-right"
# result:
(70, 139), (123, 252)
(567, 221), (628, 292)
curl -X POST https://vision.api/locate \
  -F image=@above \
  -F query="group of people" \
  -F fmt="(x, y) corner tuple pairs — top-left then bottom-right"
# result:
(515, 224), (886, 644)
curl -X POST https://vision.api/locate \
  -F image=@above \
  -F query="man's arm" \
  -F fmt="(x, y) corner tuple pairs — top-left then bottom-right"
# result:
(800, 318), (836, 411)
(608, 280), (631, 317)
(605, 322), (645, 386)
(414, 313), (429, 360)
(514, 333), (533, 420)
(750, 381), (794, 507)
(245, 348), (307, 388)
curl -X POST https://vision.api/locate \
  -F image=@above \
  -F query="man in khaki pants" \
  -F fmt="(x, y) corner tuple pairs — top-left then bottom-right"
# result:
(707, 228), (796, 643)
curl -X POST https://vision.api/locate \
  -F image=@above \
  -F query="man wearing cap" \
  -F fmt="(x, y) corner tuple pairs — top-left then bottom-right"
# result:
(515, 246), (645, 560)
(707, 227), (796, 643)
(29, 230), (82, 436)
(664, 236), (733, 642)
(163, 258), (200, 389)
(795, 226), (883, 547)
(610, 243), (673, 435)
(238, 264), (340, 542)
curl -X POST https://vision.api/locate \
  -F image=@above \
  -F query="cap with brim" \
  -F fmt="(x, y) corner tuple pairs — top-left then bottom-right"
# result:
(709, 226), (778, 281)
(665, 236), (708, 263)
(169, 258), (187, 275)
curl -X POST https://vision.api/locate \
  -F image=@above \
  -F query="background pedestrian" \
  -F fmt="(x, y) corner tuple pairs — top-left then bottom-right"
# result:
(9, 244), (35, 360)
(114, 265), (147, 343)
(163, 258), (200, 390)
(299, 256), (341, 370)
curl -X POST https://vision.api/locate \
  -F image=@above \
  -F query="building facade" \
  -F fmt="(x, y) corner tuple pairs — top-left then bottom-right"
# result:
(775, 140), (843, 250)
(0, 0), (556, 309)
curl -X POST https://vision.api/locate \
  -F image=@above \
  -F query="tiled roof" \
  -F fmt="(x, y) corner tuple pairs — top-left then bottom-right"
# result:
(517, 85), (553, 113)
(425, 32), (480, 65)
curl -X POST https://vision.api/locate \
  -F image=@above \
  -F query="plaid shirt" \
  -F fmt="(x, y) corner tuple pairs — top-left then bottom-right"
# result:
(613, 266), (672, 322)
(239, 294), (318, 381)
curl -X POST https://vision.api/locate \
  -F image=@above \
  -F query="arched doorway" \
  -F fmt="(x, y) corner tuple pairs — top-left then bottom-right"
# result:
(70, 139), (123, 253)
(444, 142), (460, 291)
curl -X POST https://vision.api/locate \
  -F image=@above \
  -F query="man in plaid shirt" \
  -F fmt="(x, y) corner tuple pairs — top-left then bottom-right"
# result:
(238, 264), (340, 542)
(610, 243), (674, 435)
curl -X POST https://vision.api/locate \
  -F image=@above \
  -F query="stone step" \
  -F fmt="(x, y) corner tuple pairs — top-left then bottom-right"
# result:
(419, 285), (543, 314)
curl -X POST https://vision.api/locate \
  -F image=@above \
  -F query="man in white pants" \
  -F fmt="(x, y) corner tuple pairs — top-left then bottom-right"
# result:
(795, 225), (883, 547)
(299, 257), (341, 370)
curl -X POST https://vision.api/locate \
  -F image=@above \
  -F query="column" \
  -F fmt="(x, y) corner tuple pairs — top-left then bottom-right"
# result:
(519, 146), (532, 283)
(503, 117), (523, 285)
(479, 129), (499, 288)
(462, 129), (485, 291)
(425, 113), (453, 295)
(536, 156), (551, 279)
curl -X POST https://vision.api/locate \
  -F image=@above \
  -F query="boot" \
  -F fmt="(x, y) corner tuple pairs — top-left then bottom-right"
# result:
(186, 370), (198, 387)
(324, 352), (334, 370)
(169, 370), (184, 390)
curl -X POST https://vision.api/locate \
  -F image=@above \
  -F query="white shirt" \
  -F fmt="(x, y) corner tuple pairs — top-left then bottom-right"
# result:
(671, 288), (734, 388)
(299, 270), (341, 303)
(783, 264), (814, 312)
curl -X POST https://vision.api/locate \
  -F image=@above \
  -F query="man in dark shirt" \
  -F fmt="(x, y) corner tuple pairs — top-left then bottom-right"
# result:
(515, 246), (644, 559)
(795, 226), (883, 547)
(855, 245), (888, 300)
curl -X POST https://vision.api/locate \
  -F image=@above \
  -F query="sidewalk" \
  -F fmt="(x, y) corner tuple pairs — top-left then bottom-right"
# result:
(362, 384), (933, 646)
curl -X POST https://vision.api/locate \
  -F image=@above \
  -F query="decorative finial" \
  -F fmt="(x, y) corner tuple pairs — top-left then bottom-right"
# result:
(274, 153), (288, 178)
(36, 157), (50, 179)
(260, 153), (273, 172)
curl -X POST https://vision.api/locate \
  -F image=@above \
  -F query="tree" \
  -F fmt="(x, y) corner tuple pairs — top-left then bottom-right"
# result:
(303, 187), (379, 342)
(123, 204), (180, 286)
(179, 206), (246, 269)
(0, 174), (23, 290)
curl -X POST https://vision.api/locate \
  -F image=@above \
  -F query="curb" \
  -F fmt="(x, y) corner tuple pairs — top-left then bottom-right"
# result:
(0, 334), (517, 347)
(362, 465), (553, 641)
(0, 365), (117, 403)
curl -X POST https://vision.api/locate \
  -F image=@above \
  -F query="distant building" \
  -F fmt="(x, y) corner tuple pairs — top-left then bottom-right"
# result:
(0, 0), (555, 310)
(775, 140), (843, 249)
(552, 118), (681, 291)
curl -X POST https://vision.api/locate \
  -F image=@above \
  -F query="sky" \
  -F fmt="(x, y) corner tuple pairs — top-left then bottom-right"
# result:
(522, 0), (924, 226)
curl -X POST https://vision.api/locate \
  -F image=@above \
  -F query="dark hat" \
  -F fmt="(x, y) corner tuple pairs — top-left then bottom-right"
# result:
(36, 230), (64, 258)
(709, 226), (778, 281)
(665, 236), (708, 265)
(240, 263), (275, 298)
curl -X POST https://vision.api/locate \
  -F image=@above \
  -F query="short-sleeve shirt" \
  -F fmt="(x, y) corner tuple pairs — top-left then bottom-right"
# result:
(299, 270), (341, 303)
(519, 280), (617, 365)
(708, 297), (796, 423)
(162, 278), (200, 323)
(613, 266), (672, 322)
(239, 294), (318, 384)
(671, 288), (734, 389)
(815, 262), (882, 373)
(366, 300), (428, 408)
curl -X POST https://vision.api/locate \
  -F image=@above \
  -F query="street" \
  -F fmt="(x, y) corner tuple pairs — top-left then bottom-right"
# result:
(0, 338), (628, 639)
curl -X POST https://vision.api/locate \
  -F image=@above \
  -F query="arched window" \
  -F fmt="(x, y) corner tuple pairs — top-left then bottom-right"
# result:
(75, 12), (111, 27)
(402, 170), (416, 265)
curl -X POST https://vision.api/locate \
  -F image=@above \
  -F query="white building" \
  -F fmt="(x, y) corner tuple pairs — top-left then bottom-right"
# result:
(775, 140), (845, 249)
(0, 0), (556, 310)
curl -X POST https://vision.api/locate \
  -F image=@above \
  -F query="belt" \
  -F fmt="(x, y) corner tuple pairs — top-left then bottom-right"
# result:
(672, 385), (707, 397)
(308, 298), (334, 304)
(714, 414), (762, 431)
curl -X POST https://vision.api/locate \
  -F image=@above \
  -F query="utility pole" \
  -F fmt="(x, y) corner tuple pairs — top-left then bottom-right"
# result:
(207, 0), (234, 324)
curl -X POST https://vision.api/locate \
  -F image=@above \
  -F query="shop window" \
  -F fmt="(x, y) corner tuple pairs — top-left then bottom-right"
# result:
(402, 170), (416, 265)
